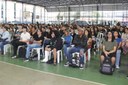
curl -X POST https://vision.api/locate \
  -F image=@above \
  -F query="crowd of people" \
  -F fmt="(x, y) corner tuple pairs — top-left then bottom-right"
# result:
(0, 23), (128, 77)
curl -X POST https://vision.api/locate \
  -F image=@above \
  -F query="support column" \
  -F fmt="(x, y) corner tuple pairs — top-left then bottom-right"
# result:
(33, 5), (36, 23)
(68, 6), (70, 24)
(5, 0), (7, 23)
(44, 7), (46, 23)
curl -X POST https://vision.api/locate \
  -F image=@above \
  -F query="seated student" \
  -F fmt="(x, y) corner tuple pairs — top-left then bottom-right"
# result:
(24, 29), (44, 62)
(12, 26), (31, 58)
(30, 26), (38, 40)
(114, 30), (122, 69)
(84, 28), (92, 61)
(121, 28), (128, 55)
(43, 27), (52, 48)
(64, 27), (88, 69)
(0, 27), (11, 55)
(62, 28), (72, 59)
(41, 30), (63, 65)
(100, 31), (117, 69)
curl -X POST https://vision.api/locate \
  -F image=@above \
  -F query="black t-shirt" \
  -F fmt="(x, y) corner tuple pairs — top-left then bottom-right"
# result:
(31, 32), (38, 40)
(34, 35), (44, 45)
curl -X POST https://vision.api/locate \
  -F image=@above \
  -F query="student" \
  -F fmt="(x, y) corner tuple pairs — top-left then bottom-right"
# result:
(64, 27), (88, 69)
(41, 30), (63, 65)
(62, 28), (72, 59)
(114, 30), (122, 69)
(122, 28), (128, 55)
(100, 31), (117, 69)
(0, 27), (10, 55)
(12, 26), (31, 58)
(24, 29), (44, 62)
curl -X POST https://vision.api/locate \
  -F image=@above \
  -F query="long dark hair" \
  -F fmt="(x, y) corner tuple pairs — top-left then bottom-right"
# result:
(105, 31), (115, 42)
(114, 30), (121, 38)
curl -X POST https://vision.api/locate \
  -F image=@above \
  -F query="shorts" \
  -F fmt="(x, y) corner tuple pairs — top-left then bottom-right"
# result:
(101, 51), (116, 58)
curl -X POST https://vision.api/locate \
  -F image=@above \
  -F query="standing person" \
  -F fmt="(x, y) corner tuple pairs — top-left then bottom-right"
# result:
(12, 26), (31, 58)
(114, 30), (122, 69)
(100, 31), (117, 70)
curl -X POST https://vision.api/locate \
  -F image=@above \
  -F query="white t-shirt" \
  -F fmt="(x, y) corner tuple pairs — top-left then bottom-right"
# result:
(20, 32), (31, 41)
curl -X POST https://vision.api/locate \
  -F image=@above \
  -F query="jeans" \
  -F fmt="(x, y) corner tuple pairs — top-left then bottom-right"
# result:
(26, 44), (41, 59)
(67, 46), (85, 63)
(79, 55), (84, 64)
(116, 49), (121, 66)
(63, 45), (70, 58)
(0, 41), (9, 53)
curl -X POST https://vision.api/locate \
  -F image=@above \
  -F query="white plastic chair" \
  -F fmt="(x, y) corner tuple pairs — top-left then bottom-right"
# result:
(48, 49), (63, 63)
(4, 44), (12, 55)
(31, 47), (43, 60)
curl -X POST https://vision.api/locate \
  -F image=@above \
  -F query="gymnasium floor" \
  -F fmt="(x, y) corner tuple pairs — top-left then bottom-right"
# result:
(0, 53), (128, 85)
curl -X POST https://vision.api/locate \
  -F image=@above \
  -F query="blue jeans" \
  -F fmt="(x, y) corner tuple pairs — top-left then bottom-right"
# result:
(0, 41), (9, 53)
(79, 55), (84, 64)
(63, 45), (70, 58)
(26, 44), (41, 59)
(67, 46), (84, 63)
(116, 49), (121, 66)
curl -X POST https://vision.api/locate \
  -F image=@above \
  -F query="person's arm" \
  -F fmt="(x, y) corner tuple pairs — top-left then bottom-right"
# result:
(118, 41), (122, 49)
(33, 40), (42, 44)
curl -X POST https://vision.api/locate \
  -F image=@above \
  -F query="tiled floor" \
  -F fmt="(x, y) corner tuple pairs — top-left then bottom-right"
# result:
(0, 53), (128, 85)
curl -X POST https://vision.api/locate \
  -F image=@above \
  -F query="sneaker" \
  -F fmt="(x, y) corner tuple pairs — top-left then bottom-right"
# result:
(116, 65), (120, 69)
(12, 56), (17, 59)
(64, 62), (69, 67)
(79, 64), (84, 69)
(24, 59), (29, 62)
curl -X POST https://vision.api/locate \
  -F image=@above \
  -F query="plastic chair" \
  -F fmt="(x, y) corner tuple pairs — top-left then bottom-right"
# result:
(49, 50), (63, 63)
(4, 44), (12, 55)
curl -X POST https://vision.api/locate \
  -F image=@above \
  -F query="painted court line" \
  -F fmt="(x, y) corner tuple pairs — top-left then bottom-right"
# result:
(0, 61), (106, 85)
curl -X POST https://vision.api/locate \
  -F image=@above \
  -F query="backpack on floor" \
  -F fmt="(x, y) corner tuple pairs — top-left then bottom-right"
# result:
(69, 53), (80, 68)
(17, 46), (26, 58)
(100, 56), (113, 75)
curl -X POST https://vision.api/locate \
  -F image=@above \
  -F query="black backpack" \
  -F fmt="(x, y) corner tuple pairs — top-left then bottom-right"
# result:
(17, 46), (26, 58)
(100, 56), (113, 75)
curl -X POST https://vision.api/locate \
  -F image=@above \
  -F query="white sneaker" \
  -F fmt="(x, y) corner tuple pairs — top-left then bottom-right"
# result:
(12, 56), (17, 59)
(41, 59), (48, 63)
(116, 65), (120, 69)
(24, 59), (29, 62)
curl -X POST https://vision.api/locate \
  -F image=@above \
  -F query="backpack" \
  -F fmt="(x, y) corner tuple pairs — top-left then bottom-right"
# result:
(100, 56), (113, 75)
(17, 46), (26, 58)
(69, 53), (80, 68)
